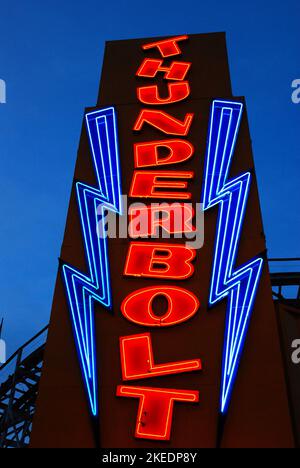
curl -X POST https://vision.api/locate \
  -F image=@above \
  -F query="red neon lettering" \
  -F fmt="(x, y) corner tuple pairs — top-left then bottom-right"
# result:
(130, 171), (193, 200)
(120, 333), (201, 381)
(116, 385), (199, 440)
(116, 33), (199, 444)
(121, 285), (199, 327)
(129, 204), (195, 238)
(133, 109), (194, 136)
(142, 35), (188, 58)
(134, 139), (194, 168)
(137, 82), (190, 105)
(136, 59), (191, 81)
(124, 242), (195, 280)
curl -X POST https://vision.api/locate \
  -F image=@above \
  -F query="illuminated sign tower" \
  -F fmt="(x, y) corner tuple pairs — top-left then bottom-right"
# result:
(30, 33), (294, 448)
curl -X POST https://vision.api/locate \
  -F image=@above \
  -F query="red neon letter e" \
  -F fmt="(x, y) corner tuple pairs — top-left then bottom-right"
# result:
(130, 171), (193, 200)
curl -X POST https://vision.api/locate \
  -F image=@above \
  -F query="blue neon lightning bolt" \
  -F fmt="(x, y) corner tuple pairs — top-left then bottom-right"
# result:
(202, 100), (264, 414)
(62, 107), (122, 416)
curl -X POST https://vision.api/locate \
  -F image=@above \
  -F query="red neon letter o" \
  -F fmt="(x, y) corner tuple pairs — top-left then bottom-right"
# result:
(121, 286), (199, 327)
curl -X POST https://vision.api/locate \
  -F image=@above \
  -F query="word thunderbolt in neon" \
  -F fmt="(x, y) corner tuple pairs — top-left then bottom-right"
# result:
(202, 100), (263, 413)
(62, 107), (122, 416)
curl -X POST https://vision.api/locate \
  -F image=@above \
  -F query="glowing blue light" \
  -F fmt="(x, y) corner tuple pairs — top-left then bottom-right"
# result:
(202, 100), (263, 414)
(62, 107), (122, 416)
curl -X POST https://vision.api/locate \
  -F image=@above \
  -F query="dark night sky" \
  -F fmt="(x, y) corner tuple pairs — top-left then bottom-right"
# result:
(0, 0), (299, 355)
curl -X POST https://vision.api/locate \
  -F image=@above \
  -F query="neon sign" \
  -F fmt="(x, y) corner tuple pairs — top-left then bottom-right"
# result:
(116, 34), (202, 441)
(61, 35), (264, 441)
(62, 107), (122, 416)
(202, 99), (263, 413)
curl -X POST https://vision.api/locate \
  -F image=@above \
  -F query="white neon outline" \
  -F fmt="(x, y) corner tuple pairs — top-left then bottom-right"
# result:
(62, 107), (122, 416)
(202, 99), (264, 414)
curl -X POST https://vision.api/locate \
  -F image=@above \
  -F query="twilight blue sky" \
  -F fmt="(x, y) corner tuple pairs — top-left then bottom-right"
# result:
(0, 0), (299, 354)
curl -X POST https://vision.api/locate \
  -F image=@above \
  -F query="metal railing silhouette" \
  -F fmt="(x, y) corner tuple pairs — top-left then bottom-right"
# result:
(0, 326), (48, 448)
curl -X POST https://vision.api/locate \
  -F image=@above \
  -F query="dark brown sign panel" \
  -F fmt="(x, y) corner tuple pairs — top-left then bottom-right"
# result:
(30, 33), (294, 448)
